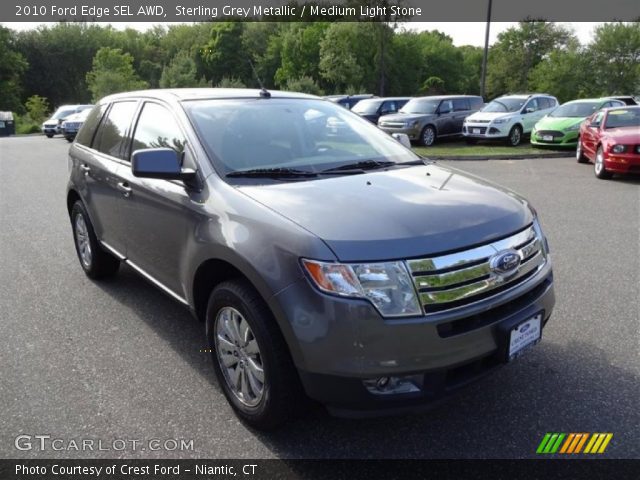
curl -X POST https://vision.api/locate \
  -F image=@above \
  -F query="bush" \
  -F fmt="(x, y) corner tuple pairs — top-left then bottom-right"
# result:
(25, 95), (49, 124)
(14, 113), (40, 134)
(284, 76), (324, 96)
(216, 77), (246, 88)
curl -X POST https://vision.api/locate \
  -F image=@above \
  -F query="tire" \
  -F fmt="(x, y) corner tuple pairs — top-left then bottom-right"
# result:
(206, 279), (303, 430)
(70, 201), (120, 279)
(506, 125), (523, 146)
(65, 136), (74, 143)
(45, 133), (54, 138)
(465, 138), (478, 145)
(420, 125), (436, 146)
(594, 146), (612, 179)
(576, 137), (588, 163)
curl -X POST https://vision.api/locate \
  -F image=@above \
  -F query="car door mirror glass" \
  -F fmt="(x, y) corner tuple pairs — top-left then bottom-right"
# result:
(132, 148), (194, 180)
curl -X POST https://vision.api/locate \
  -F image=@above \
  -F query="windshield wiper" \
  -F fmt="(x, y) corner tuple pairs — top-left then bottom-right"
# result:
(321, 160), (396, 173)
(226, 167), (318, 178)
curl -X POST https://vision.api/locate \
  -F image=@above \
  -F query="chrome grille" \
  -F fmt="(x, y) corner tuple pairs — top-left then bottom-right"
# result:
(407, 225), (546, 314)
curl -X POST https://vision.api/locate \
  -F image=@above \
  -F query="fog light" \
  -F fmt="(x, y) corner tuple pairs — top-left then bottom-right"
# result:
(363, 375), (422, 395)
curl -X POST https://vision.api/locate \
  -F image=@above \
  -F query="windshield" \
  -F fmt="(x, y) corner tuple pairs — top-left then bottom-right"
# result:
(550, 102), (600, 118)
(352, 100), (382, 115)
(399, 99), (439, 115)
(482, 98), (526, 113)
(52, 108), (76, 120)
(185, 98), (419, 178)
(604, 108), (640, 129)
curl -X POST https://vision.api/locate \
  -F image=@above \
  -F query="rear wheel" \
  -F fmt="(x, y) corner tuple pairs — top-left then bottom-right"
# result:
(45, 133), (54, 138)
(594, 146), (612, 179)
(70, 201), (120, 278)
(206, 279), (303, 430)
(506, 125), (522, 146)
(420, 125), (436, 146)
(576, 138), (588, 163)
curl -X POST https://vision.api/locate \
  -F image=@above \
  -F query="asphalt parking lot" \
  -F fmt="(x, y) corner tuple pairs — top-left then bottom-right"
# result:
(1, 135), (638, 459)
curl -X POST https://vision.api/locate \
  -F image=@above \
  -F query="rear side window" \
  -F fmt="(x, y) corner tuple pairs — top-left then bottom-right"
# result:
(470, 97), (484, 110)
(93, 101), (138, 160)
(453, 98), (470, 111)
(76, 105), (107, 147)
(131, 102), (187, 156)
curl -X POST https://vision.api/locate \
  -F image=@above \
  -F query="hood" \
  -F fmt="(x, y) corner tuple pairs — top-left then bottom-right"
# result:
(603, 126), (640, 144)
(379, 113), (433, 124)
(467, 111), (513, 122)
(535, 116), (583, 131)
(237, 164), (533, 262)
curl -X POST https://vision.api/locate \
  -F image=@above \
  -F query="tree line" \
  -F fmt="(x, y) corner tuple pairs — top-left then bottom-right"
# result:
(1, 21), (638, 132)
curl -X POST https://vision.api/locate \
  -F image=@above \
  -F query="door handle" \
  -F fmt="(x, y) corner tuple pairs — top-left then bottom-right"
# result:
(80, 164), (91, 174)
(117, 182), (132, 197)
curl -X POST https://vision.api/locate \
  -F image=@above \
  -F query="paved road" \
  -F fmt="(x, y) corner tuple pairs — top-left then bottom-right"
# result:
(1, 136), (638, 459)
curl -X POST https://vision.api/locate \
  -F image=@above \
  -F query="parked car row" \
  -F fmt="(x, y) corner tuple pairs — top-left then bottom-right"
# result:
(42, 104), (93, 138)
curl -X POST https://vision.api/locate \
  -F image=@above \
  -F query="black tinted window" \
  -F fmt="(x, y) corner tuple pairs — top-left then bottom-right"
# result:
(470, 97), (484, 110)
(76, 105), (107, 147)
(93, 101), (137, 160)
(453, 98), (470, 111)
(131, 103), (186, 156)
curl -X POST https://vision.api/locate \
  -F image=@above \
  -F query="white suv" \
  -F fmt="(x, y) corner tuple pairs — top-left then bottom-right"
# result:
(463, 94), (558, 146)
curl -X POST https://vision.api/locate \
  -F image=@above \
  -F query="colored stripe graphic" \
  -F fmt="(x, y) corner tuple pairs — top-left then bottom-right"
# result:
(538, 433), (613, 454)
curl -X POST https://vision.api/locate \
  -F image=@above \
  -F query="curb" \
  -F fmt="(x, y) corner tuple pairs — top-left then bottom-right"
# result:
(425, 151), (575, 161)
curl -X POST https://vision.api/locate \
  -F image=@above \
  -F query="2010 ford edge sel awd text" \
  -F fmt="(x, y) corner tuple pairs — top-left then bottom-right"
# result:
(66, 89), (555, 429)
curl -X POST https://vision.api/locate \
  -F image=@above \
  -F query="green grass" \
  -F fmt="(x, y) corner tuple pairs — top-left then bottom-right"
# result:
(413, 141), (572, 157)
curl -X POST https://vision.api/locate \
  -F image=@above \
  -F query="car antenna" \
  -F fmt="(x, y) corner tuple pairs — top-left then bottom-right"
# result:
(248, 59), (270, 98)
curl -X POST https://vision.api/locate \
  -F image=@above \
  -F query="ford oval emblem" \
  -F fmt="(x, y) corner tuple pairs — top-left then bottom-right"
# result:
(520, 324), (530, 333)
(489, 249), (521, 277)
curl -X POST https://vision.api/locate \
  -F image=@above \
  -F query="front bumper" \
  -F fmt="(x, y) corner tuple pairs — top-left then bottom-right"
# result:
(604, 152), (640, 174)
(462, 124), (509, 139)
(270, 262), (555, 414)
(378, 124), (422, 141)
(531, 130), (578, 147)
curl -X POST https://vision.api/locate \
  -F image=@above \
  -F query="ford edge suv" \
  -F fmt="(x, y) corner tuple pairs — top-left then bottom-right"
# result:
(66, 89), (555, 429)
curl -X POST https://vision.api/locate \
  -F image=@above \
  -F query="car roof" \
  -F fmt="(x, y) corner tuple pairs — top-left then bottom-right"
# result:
(358, 97), (411, 102)
(411, 95), (482, 101)
(101, 88), (318, 104)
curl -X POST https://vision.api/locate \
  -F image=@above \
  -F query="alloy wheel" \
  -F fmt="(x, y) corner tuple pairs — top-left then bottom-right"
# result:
(74, 213), (92, 268)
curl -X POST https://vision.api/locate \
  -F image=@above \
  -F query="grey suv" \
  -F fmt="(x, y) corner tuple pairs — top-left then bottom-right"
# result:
(67, 89), (555, 429)
(378, 95), (484, 146)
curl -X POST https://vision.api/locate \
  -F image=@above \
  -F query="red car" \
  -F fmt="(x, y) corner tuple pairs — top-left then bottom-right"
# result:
(576, 106), (640, 179)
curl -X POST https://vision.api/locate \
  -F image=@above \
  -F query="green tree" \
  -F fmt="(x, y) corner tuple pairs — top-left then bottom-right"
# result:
(528, 45), (592, 102)
(486, 22), (575, 99)
(202, 22), (251, 86)
(0, 26), (28, 112)
(588, 22), (640, 96)
(284, 76), (324, 95)
(275, 23), (329, 89)
(25, 95), (49, 124)
(216, 77), (246, 88)
(86, 47), (148, 101)
(160, 51), (207, 88)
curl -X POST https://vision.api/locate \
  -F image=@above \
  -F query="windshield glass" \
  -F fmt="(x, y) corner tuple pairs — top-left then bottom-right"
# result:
(185, 98), (419, 177)
(52, 108), (76, 120)
(550, 101), (600, 118)
(352, 100), (382, 114)
(604, 108), (640, 129)
(482, 98), (526, 113)
(399, 99), (439, 114)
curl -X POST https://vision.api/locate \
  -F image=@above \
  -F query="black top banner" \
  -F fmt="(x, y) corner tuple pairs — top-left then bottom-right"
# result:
(5, 0), (640, 22)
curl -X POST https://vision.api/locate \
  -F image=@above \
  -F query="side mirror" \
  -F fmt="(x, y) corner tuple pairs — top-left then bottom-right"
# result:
(589, 121), (600, 129)
(131, 148), (196, 181)
(391, 133), (411, 148)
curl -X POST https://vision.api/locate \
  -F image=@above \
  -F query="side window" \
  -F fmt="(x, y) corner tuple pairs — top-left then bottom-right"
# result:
(453, 98), (470, 112)
(470, 97), (484, 110)
(93, 101), (138, 160)
(537, 98), (549, 110)
(76, 104), (107, 147)
(609, 100), (625, 108)
(524, 99), (539, 112)
(131, 103), (187, 157)
(439, 100), (453, 114)
(381, 101), (396, 114)
(591, 111), (604, 126)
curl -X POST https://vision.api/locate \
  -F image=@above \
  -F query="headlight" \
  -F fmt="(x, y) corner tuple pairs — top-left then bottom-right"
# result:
(563, 123), (581, 132)
(612, 144), (627, 153)
(302, 259), (422, 317)
(493, 118), (510, 124)
(532, 216), (550, 255)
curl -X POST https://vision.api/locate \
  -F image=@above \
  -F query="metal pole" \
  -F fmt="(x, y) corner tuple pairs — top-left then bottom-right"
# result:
(480, 0), (492, 99)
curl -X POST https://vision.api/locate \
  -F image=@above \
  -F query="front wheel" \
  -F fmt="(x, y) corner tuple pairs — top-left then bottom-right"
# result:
(45, 133), (54, 138)
(420, 125), (436, 146)
(506, 125), (522, 146)
(206, 280), (303, 430)
(594, 146), (612, 179)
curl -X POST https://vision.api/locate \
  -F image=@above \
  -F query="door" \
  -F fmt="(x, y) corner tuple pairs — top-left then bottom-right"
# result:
(581, 111), (604, 159)
(74, 101), (138, 257)
(521, 98), (543, 132)
(117, 101), (194, 298)
(452, 98), (471, 134)
(436, 99), (455, 135)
